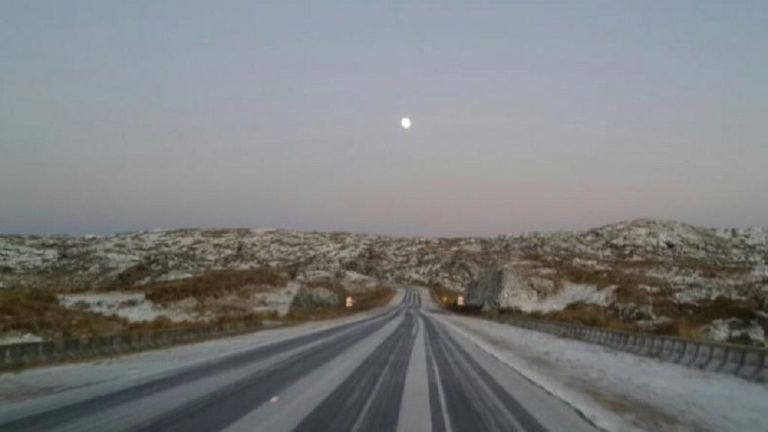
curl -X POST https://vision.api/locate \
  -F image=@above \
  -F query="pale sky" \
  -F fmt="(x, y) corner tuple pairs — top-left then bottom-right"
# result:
(1, 1), (767, 236)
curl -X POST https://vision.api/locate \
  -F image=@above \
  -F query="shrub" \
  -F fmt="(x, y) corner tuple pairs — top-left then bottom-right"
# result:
(287, 286), (395, 321)
(145, 269), (286, 304)
(0, 289), (124, 339)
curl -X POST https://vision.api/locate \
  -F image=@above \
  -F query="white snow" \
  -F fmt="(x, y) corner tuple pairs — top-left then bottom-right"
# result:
(153, 271), (194, 283)
(702, 319), (766, 346)
(436, 313), (768, 432)
(500, 281), (615, 313)
(0, 242), (58, 270)
(0, 333), (43, 345)
(251, 283), (301, 317)
(0, 290), (402, 416)
(59, 293), (193, 322)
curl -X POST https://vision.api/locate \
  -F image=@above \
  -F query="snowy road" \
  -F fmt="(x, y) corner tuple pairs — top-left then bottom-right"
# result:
(0, 289), (597, 432)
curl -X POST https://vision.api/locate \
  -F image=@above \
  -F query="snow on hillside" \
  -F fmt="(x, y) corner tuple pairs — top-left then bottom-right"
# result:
(58, 292), (193, 323)
(0, 229), (505, 292)
(498, 281), (615, 313)
(467, 220), (768, 346)
(2, 219), (767, 345)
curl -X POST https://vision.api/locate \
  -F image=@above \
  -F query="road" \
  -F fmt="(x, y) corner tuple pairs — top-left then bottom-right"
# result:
(0, 289), (598, 432)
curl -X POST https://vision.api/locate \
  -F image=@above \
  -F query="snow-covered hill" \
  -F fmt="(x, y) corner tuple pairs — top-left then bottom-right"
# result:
(2, 219), (767, 345)
(467, 219), (768, 345)
(0, 228), (506, 292)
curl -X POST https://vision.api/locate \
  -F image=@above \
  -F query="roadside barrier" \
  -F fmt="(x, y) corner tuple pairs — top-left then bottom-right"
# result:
(501, 317), (767, 383)
(0, 321), (262, 371)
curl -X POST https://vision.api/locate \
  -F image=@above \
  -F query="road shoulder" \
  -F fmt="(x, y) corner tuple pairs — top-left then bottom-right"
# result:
(435, 312), (768, 432)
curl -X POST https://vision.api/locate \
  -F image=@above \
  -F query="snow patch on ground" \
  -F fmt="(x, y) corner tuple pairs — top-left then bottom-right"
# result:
(437, 313), (768, 432)
(0, 289), (403, 409)
(59, 293), (193, 323)
(251, 283), (300, 317)
(340, 271), (380, 292)
(501, 281), (614, 313)
(0, 333), (44, 345)
(701, 319), (766, 346)
(153, 271), (195, 283)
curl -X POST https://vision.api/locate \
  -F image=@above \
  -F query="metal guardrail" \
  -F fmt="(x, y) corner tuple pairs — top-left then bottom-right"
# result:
(502, 317), (767, 382)
(0, 321), (262, 371)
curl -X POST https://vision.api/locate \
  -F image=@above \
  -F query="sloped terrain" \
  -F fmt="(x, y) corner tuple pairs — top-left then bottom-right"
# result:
(0, 229), (499, 341)
(2, 219), (767, 345)
(467, 219), (768, 345)
(0, 229), (504, 292)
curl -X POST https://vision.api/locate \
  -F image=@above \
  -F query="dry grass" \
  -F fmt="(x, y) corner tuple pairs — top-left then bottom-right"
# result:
(505, 254), (765, 342)
(145, 269), (286, 304)
(653, 297), (761, 338)
(429, 284), (461, 308)
(497, 296), (763, 342)
(284, 305), (346, 321)
(493, 302), (632, 331)
(0, 270), (394, 344)
(112, 263), (154, 287)
(672, 320), (700, 340)
(304, 280), (339, 289)
(124, 315), (177, 332)
(125, 312), (263, 333)
(287, 287), (395, 321)
(200, 228), (251, 238)
(0, 289), (125, 339)
(352, 287), (396, 310)
(0, 269), (279, 341)
(686, 297), (758, 321)
(675, 258), (750, 277)
(530, 303), (633, 331)
(0, 286), (265, 342)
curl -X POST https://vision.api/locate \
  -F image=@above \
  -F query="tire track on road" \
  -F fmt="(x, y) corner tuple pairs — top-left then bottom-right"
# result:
(0, 293), (410, 432)
(136, 290), (418, 432)
(295, 300), (418, 431)
(423, 316), (547, 432)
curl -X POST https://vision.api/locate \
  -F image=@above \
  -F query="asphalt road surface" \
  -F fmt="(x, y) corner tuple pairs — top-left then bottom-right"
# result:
(0, 289), (598, 432)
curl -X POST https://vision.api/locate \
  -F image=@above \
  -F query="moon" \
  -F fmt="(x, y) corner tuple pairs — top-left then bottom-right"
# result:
(400, 117), (412, 129)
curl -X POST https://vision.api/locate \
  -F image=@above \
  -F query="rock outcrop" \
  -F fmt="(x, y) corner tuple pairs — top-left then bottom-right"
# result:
(466, 219), (768, 346)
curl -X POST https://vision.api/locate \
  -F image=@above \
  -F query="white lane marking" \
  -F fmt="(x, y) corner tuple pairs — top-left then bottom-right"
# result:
(426, 322), (453, 432)
(54, 316), (397, 432)
(433, 313), (598, 432)
(350, 326), (405, 431)
(396, 318), (431, 432)
(436, 323), (526, 431)
(223, 316), (405, 432)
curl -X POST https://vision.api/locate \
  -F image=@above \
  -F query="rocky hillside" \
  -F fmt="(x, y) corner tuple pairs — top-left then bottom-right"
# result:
(0, 229), (505, 343)
(1, 219), (767, 346)
(0, 228), (508, 292)
(467, 219), (768, 346)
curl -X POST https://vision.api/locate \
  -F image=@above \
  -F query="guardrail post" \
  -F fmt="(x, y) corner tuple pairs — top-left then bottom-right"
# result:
(756, 350), (768, 382)
(683, 342), (700, 366)
(720, 347), (743, 374)
(737, 349), (760, 379)
(624, 334), (635, 351)
(673, 340), (687, 363)
(733, 348), (748, 375)
(709, 346), (728, 371)
(635, 335), (647, 354)
(496, 316), (767, 383)
(620, 333), (630, 349)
